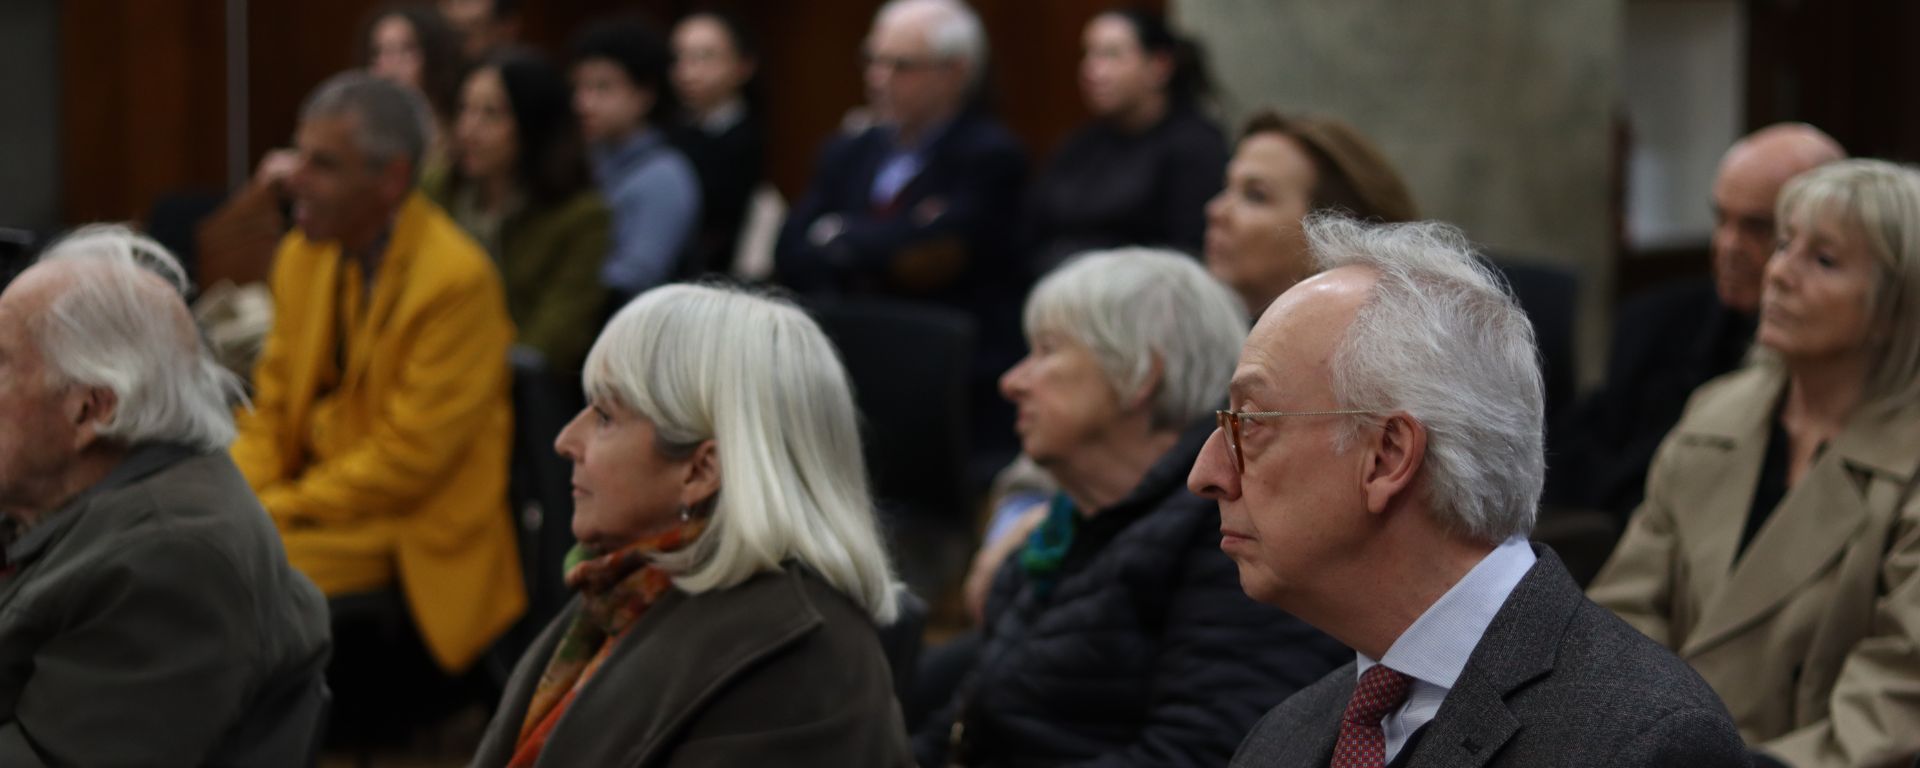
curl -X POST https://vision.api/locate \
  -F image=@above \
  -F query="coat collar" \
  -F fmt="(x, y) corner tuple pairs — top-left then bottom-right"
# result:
(4, 443), (201, 570)
(1667, 365), (1920, 655)
(479, 566), (829, 766)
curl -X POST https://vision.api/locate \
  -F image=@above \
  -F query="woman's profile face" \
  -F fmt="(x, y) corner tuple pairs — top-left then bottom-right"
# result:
(1078, 14), (1164, 121)
(999, 330), (1126, 467)
(1758, 207), (1882, 366)
(555, 397), (694, 551)
(368, 15), (424, 92)
(1205, 132), (1318, 317)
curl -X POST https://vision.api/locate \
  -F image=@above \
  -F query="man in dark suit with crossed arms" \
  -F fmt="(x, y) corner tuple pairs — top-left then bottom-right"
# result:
(1188, 215), (1749, 767)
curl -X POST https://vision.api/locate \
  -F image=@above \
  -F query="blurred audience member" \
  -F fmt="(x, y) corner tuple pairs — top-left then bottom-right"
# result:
(229, 73), (524, 704)
(1025, 9), (1225, 274)
(775, 0), (1029, 461)
(1196, 217), (1747, 766)
(1590, 159), (1920, 767)
(0, 227), (329, 765)
(914, 249), (1344, 767)
(1554, 124), (1845, 520)
(440, 0), (519, 61)
(668, 10), (766, 278)
(1204, 111), (1417, 318)
(472, 284), (912, 767)
(570, 17), (702, 303)
(358, 3), (464, 166)
(426, 49), (610, 372)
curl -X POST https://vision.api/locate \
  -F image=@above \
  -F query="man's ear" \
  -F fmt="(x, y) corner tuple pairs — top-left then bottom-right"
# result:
(680, 439), (722, 510)
(1360, 412), (1425, 516)
(70, 386), (118, 452)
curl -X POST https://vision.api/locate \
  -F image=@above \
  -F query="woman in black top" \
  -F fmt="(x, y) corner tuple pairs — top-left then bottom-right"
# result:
(1025, 9), (1228, 275)
(667, 10), (766, 278)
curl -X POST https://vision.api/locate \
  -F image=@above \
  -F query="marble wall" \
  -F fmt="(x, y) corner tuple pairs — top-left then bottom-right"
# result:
(1175, 0), (1621, 385)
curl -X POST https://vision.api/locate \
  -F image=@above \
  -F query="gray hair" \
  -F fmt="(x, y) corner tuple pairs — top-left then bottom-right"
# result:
(1774, 159), (1920, 409)
(33, 225), (245, 451)
(1307, 215), (1544, 543)
(584, 284), (900, 623)
(1025, 248), (1249, 430)
(300, 71), (432, 183)
(876, 0), (988, 84)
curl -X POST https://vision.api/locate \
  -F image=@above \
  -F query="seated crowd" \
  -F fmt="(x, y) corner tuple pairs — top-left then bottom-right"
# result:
(0, 0), (1914, 766)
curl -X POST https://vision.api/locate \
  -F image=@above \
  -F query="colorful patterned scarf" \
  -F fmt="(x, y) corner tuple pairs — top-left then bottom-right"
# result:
(508, 518), (707, 767)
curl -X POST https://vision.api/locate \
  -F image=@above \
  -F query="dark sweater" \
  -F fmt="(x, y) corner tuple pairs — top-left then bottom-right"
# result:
(1025, 106), (1228, 275)
(914, 419), (1347, 767)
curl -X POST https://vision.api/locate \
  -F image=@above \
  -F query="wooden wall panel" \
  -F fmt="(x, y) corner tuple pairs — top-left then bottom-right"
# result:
(62, 0), (1159, 226)
(60, 0), (226, 225)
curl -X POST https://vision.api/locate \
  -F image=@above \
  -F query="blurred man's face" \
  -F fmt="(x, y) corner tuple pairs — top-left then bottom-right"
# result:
(285, 113), (406, 250)
(0, 269), (84, 514)
(439, 0), (513, 60)
(1709, 151), (1790, 314)
(572, 58), (650, 145)
(863, 14), (965, 137)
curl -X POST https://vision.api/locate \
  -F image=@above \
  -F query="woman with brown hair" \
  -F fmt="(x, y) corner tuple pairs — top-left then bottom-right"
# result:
(1204, 110), (1417, 317)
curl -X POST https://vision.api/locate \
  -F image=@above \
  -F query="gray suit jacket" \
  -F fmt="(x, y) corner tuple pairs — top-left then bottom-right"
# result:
(0, 445), (331, 767)
(1232, 548), (1750, 768)
(471, 565), (913, 767)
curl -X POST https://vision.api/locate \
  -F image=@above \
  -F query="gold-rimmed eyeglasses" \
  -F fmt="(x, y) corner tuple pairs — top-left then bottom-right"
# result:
(1214, 408), (1381, 475)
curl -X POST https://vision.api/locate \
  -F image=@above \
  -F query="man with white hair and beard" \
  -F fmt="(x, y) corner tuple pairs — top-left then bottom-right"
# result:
(1191, 216), (1749, 767)
(0, 226), (329, 765)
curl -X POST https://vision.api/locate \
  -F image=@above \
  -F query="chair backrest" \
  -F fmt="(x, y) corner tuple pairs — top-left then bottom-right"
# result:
(880, 589), (929, 705)
(1487, 256), (1579, 430)
(507, 351), (585, 647)
(0, 227), (38, 291)
(805, 298), (976, 523)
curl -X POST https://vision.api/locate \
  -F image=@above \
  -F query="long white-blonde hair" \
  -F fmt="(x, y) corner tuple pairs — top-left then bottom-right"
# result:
(583, 284), (899, 623)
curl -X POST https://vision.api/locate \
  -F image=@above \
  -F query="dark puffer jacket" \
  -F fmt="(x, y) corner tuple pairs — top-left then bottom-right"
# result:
(914, 419), (1348, 767)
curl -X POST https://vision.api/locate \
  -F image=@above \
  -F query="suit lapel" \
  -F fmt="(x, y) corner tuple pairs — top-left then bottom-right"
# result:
(1407, 549), (1575, 768)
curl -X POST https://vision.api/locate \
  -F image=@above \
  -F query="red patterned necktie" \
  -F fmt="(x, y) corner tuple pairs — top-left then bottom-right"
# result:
(1331, 664), (1414, 768)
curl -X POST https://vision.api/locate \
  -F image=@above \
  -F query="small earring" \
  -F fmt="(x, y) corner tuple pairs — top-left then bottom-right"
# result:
(678, 505), (692, 523)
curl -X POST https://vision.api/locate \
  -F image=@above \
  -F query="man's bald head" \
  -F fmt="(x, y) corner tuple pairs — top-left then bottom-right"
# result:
(1711, 123), (1846, 312)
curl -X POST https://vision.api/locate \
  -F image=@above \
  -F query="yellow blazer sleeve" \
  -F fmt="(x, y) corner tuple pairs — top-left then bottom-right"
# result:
(1587, 432), (1681, 648)
(1762, 490), (1920, 768)
(229, 240), (300, 493)
(259, 266), (512, 526)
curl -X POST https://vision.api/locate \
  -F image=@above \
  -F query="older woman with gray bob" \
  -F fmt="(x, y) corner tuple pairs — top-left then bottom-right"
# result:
(471, 283), (912, 767)
(913, 248), (1346, 767)
(1591, 159), (1920, 766)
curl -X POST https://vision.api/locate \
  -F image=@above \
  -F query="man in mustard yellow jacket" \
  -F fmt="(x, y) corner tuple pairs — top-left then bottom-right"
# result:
(231, 72), (525, 680)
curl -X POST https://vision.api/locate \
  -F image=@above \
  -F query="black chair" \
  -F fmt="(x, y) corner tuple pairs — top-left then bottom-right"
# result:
(805, 298), (977, 598)
(1487, 256), (1579, 436)
(495, 350), (585, 672)
(0, 227), (39, 290)
(144, 189), (226, 288)
(880, 589), (929, 706)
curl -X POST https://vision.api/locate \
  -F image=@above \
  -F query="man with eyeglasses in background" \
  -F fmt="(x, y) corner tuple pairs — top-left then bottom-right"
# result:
(775, 0), (1030, 472)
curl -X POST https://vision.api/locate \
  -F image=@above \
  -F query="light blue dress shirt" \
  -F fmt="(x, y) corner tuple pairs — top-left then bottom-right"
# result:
(1356, 537), (1537, 764)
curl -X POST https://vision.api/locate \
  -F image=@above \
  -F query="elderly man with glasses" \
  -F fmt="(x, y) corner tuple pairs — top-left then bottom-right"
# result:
(774, 0), (1030, 465)
(1190, 215), (1749, 768)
